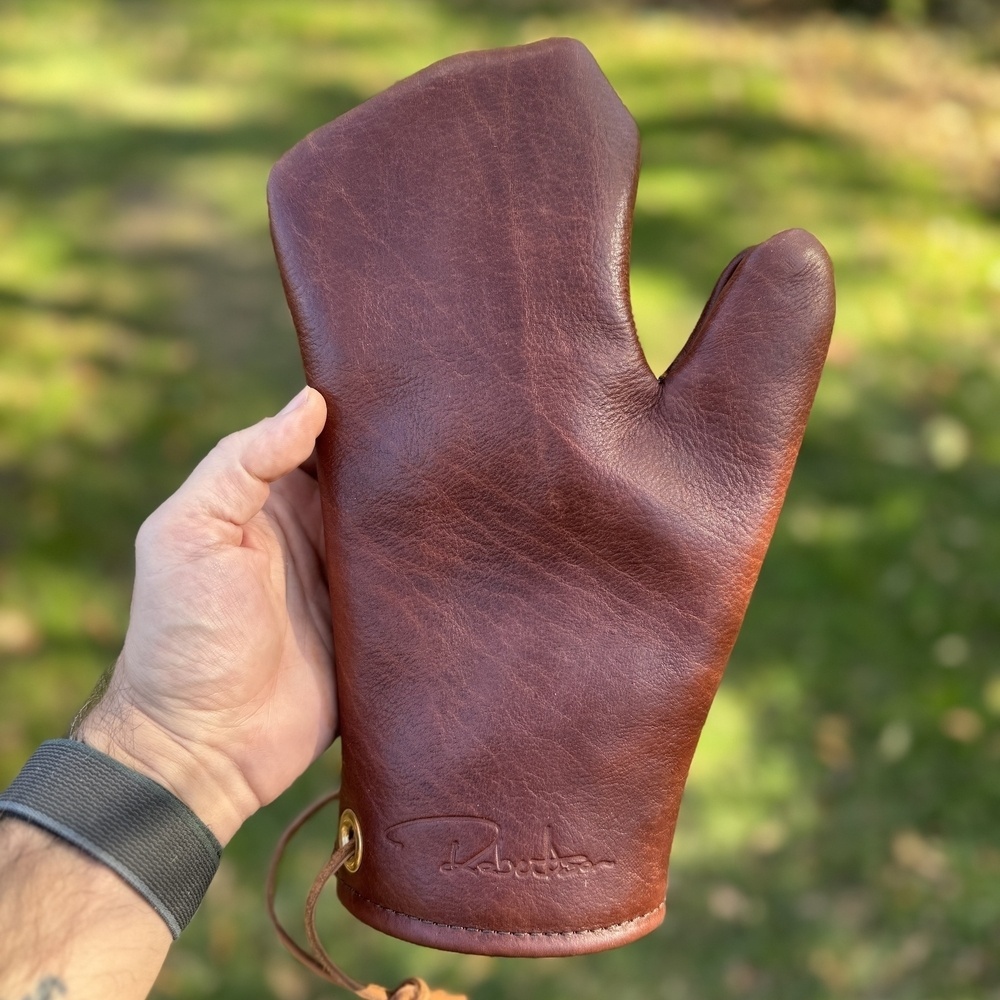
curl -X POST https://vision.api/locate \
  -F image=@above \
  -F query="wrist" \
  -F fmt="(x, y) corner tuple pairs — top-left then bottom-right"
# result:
(1, 740), (223, 942)
(74, 693), (258, 846)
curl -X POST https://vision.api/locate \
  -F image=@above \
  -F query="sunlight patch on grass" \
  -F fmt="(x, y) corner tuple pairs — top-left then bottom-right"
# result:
(638, 168), (719, 217)
(674, 683), (813, 867)
(628, 266), (697, 375)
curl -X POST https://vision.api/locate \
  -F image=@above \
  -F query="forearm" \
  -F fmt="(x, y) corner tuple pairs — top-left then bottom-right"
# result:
(0, 818), (171, 1000)
(0, 389), (332, 999)
(0, 710), (238, 1000)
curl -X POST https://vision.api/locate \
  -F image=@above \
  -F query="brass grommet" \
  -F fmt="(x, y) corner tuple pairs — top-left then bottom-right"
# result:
(338, 808), (363, 873)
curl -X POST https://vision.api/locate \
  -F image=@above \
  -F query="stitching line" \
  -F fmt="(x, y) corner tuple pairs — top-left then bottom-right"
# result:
(339, 882), (665, 938)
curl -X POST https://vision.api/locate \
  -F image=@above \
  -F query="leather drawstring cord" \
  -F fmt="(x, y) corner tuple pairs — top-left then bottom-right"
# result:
(266, 790), (467, 1000)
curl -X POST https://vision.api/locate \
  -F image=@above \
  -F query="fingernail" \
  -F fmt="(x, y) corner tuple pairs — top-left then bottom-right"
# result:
(277, 386), (311, 416)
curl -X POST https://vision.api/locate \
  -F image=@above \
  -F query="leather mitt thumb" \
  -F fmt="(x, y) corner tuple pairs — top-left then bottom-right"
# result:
(268, 37), (835, 958)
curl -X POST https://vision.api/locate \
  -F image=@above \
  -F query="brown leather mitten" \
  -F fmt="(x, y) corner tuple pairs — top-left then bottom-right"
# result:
(269, 38), (834, 958)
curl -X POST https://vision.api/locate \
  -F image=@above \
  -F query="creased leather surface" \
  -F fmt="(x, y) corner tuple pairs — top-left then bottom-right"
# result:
(269, 37), (835, 957)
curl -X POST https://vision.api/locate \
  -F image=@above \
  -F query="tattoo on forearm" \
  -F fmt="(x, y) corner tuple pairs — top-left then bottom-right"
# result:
(8, 976), (67, 1000)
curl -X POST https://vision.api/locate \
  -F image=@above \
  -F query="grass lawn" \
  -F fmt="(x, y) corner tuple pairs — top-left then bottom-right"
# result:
(1, 2), (999, 997)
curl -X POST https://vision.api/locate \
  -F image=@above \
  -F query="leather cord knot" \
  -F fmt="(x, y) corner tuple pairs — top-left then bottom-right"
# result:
(266, 791), (467, 1000)
(386, 978), (435, 999)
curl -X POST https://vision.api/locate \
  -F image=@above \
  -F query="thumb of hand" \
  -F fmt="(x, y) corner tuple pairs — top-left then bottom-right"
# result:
(144, 387), (327, 546)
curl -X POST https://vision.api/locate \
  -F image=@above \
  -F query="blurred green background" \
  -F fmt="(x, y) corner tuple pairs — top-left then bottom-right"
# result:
(2, 0), (999, 997)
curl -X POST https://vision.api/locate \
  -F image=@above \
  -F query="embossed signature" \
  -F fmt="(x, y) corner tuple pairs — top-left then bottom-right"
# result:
(387, 817), (615, 879)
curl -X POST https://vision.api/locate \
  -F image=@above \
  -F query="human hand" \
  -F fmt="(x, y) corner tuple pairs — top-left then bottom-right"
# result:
(75, 387), (334, 844)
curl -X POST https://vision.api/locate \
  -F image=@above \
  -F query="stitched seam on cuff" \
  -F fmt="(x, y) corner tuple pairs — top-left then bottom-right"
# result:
(339, 881), (665, 938)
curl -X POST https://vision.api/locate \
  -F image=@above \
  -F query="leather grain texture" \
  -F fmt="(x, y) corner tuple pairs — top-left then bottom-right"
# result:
(269, 37), (835, 957)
